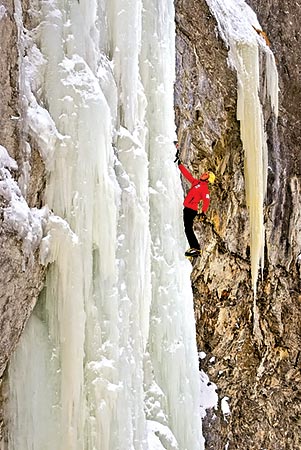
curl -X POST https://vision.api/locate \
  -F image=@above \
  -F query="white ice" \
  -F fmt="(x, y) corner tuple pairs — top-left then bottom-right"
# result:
(7, 1), (203, 450)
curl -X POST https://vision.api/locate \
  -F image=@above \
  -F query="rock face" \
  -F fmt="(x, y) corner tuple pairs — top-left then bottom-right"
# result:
(0, 0), (46, 437)
(175, 0), (301, 449)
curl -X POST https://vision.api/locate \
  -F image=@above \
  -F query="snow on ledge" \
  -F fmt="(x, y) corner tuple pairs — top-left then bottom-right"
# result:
(0, 145), (18, 170)
(147, 420), (179, 450)
(0, 161), (49, 267)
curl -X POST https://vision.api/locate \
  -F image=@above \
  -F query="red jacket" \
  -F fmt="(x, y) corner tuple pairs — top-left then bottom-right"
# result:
(179, 163), (210, 212)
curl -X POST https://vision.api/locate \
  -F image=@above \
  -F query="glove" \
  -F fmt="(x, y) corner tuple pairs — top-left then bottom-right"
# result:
(174, 149), (180, 163)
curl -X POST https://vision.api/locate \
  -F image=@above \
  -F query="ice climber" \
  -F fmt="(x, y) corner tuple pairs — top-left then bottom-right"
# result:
(174, 142), (215, 257)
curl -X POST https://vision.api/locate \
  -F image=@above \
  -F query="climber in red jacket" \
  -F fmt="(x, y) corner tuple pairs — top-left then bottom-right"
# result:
(174, 142), (215, 257)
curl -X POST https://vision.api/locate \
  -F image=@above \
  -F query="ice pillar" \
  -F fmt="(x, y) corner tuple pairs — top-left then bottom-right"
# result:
(205, 0), (278, 294)
(7, 1), (202, 449)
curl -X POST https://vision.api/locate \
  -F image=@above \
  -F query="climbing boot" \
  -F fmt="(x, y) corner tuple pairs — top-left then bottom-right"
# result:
(185, 248), (201, 257)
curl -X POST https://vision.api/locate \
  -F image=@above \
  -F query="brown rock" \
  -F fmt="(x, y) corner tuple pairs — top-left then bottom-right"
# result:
(175, 0), (301, 448)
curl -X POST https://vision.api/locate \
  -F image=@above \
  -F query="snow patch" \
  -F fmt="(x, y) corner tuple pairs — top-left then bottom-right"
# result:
(39, 214), (79, 266)
(199, 370), (218, 418)
(198, 351), (207, 360)
(147, 420), (178, 450)
(0, 5), (6, 20)
(0, 145), (18, 170)
(221, 396), (231, 421)
(0, 165), (49, 265)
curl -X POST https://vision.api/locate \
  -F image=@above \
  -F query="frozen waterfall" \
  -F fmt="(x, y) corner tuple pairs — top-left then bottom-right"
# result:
(7, 1), (202, 450)
(205, 0), (279, 295)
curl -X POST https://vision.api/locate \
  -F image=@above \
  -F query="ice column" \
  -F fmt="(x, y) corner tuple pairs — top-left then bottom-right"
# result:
(7, 1), (202, 449)
(140, 1), (203, 449)
(205, 0), (278, 294)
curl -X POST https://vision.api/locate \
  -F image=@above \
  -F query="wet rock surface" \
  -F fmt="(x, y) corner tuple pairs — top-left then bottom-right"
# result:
(175, 0), (301, 448)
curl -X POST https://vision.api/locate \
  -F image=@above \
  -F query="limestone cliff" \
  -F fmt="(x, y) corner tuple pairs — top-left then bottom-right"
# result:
(175, 0), (301, 448)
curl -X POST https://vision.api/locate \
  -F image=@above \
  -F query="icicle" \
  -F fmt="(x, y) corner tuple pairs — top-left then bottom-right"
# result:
(265, 50), (279, 118)
(205, 0), (279, 295)
(235, 42), (266, 294)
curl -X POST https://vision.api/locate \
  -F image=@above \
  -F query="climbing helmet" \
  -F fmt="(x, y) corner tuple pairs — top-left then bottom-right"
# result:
(208, 172), (216, 184)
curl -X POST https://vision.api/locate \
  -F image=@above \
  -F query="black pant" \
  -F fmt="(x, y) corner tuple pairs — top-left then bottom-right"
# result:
(183, 207), (200, 249)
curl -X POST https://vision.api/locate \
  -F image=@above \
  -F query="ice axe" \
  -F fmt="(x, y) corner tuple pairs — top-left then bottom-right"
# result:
(174, 141), (182, 164)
